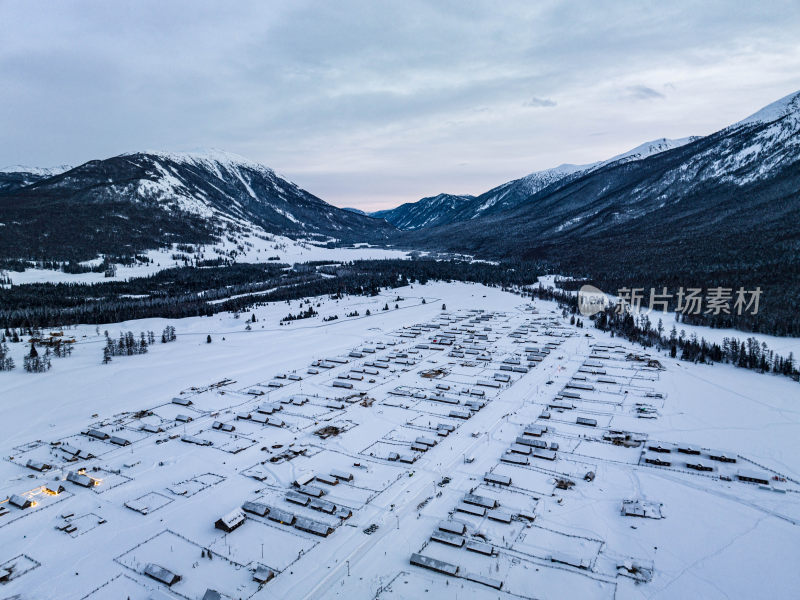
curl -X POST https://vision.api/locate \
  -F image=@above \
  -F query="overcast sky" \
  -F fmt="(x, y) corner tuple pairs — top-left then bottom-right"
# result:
(1, 1), (799, 210)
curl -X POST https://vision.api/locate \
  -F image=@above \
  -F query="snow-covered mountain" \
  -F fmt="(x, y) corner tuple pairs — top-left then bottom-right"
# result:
(374, 138), (695, 230)
(416, 89), (800, 244)
(406, 89), (800, 333)
(0, 164), (73, 193)
(0, 149), (394, 262)
(372, 193), (475, 229)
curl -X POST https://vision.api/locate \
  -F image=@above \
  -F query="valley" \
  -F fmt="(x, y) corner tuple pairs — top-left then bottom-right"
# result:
(0, 283), (798, 599)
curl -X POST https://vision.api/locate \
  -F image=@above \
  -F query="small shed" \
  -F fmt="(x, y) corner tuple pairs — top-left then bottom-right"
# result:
(181, 434), (212, 446)
(487, 509), (512, 523)
(456, 502), (486, 517)
(686, 461), (713, 472)
(215, 509), (246, 532)
(532, 449), (557, 461)
(26, 459), (51, 472)
(242, 501), (270, 516)
(67, 470), (95, 487)
(44, 483), (66, 495)
(286, 491), (311, 506)
(297, 484), (324, 498)
(144, 563), (181, 586)
(449, 410), (470, 419)
(463, 493), (496, 509)
(309, 498), (337, 514)
(484, 472), (511, 486)
(737, 470), (770, 485)
(266, 507), (296, 525)
(253, 565), (276, 584)
(330, 469), (353, 482)
(709, 451), (737, 463)
(466, 540), (495, 556)
(523, 425), (546, 437)
(294, 517), (334, 537)
(438, 520), (466, 535)
(647, 443), (672, 453)
(431, 530), (465, 547)
(410, 553), (459, 576)
(9, 494), (33, 509)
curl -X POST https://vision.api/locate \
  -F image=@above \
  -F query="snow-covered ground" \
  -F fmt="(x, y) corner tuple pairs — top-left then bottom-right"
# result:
(0, 282), (799, 600)
(2, 233), (413, 285)
(536, 275), (800, 359)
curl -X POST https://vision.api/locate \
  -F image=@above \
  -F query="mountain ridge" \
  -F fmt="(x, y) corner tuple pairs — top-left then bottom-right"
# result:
(373, 137), (697, 230)
(0, 150), (395, 262)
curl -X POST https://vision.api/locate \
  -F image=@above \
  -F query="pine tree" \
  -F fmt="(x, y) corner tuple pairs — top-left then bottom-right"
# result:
(0, 342), (14, 371)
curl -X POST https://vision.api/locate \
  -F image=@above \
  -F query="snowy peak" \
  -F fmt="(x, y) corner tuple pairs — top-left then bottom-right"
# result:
(0, 149), (396, 262)
(375, 136), (699, 230)
(372, 193), (474, 230)
(0, 164), (74, 193)
(0, 164), (72, 176)
(121, 148), (279, 180)
(598, 137), (697, 167)
(735, 89), (800, 127)
(410, 88), (800, 267)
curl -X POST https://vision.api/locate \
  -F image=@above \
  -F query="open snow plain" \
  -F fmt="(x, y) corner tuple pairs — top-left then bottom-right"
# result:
(1, 282), (799, 600)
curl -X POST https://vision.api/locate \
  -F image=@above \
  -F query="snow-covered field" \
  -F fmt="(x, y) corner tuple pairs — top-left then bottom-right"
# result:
(1, 282), (799, 600)
(2, 233), (413, 285)
(536, 275), (800, 360)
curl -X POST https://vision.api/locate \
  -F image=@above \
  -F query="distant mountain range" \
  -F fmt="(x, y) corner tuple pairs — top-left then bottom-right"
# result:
(372, 138), (696, 230)
(404, 89), (800, 333)
(407, 90), (799, 251)
(1, 90), (798, 333)
(0, 149), (392, 261)
(0, 165), (73, 194)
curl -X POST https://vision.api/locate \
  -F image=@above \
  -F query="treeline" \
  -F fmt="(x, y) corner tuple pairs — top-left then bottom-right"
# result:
(526, 284), (800, 382)
(0, 258), (539, 329)
(0, 263), (299, 327)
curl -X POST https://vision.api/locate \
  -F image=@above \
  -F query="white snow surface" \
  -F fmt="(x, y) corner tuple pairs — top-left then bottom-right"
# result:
(0, 282), (799, 600)
(1, 232), (412, 285)
(735, 89), (800, 127)
(0, 164), (72, 176)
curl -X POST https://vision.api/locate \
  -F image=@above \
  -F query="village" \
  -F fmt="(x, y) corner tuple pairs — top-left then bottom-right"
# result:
(0, 282), (798, 600)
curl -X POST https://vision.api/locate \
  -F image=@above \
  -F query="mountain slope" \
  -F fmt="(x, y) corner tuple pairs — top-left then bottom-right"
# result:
(372, 193), (475, 229)
(374, 138), (695, 230)
(0, 150), (396, 262)
(0, 165), (72, 193)
(407, 90), (800, 333)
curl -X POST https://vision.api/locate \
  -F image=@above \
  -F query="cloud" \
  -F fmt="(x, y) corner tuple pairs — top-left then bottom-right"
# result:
(0, 0), (798, 211)
(626, 85), (666, 100)
(524, 96), (557, 108)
